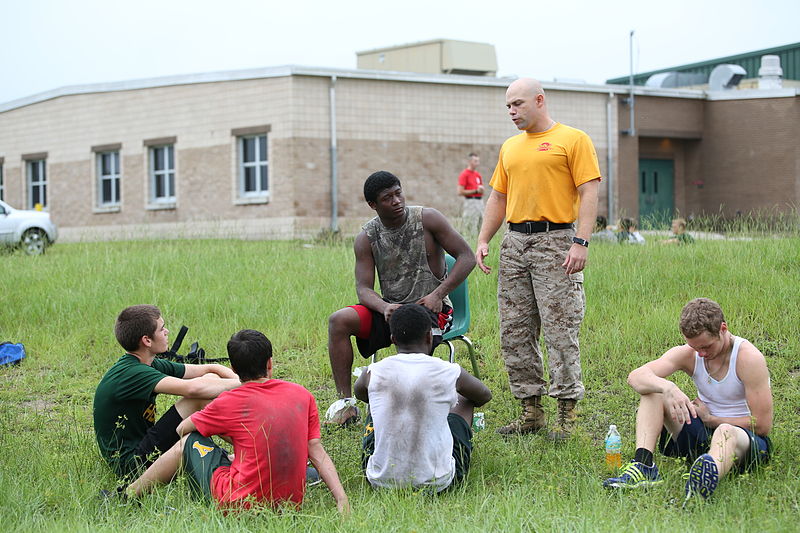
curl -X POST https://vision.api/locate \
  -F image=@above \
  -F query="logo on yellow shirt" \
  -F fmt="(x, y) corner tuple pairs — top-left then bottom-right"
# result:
(537, 142), (552, 152)
(193, 441), (215, 458)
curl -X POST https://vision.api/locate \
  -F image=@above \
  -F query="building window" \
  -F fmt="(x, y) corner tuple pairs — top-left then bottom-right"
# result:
(238, 134), (268, 197)
(97, 151), (121, 206)
(27, 159), (47, 209)
(149, 145), (175, 204)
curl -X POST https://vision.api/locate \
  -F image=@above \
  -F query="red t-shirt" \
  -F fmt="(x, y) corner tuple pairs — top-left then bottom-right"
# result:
(190, 379), (321, 508)
(458, 168), (483, 197)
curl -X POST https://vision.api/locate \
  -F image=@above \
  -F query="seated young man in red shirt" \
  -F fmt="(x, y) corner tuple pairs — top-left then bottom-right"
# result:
(118, 329), (349, 513)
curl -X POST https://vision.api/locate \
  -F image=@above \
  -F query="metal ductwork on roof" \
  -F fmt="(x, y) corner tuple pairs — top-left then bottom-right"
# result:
(708, 64), (747, 90)
(645, 71), (708, 88)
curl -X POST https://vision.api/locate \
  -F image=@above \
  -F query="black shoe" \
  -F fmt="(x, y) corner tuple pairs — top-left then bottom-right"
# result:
(99, 485), (137, 506)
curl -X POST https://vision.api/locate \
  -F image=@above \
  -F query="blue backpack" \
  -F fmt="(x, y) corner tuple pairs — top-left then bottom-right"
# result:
(0, 342), (26, 366)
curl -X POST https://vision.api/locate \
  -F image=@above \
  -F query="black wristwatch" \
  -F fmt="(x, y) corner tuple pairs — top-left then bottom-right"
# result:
(572, 237), (589, 247)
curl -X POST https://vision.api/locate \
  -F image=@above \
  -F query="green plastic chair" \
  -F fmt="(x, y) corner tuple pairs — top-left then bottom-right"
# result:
(436, 254), (481, 378)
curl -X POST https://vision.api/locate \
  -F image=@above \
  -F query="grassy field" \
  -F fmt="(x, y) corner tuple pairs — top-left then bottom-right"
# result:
(0, 233), (798, 532)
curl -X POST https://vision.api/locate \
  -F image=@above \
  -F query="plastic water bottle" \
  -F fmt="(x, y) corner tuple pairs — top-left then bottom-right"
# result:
(605, 425), (622, 470)
(472, 412), (485, 433)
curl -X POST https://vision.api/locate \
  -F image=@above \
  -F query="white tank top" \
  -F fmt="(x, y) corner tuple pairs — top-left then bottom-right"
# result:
(692, 335), (750, 418)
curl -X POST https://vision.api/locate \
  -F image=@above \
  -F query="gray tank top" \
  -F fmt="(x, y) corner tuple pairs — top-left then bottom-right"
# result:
(363, 206), (450, 306)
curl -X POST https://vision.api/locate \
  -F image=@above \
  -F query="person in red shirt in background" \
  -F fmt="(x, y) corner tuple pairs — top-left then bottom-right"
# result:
(457, 152), (484, 235)
(120, 329), (349, 514)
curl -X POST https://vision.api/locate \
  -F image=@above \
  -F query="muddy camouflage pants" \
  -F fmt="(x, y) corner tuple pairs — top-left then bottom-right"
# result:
(461, 197), (484, 235)
(498, 228), (586, 400)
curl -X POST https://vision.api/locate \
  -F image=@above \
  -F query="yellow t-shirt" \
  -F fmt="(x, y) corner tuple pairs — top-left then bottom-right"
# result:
(489, 123), (601, 223)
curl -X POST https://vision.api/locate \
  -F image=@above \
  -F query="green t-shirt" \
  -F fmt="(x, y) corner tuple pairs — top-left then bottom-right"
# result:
(676, 232), (695, 244)
(93, 354), (185, 477)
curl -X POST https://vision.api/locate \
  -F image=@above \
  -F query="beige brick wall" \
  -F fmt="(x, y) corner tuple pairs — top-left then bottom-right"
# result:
(0, 74), (618, 241)
(0, 77), (296, 233)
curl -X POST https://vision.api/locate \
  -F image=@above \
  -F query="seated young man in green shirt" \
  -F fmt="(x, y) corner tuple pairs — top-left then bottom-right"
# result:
(93, 305), (240, 482)
(662, 218), (695, 245)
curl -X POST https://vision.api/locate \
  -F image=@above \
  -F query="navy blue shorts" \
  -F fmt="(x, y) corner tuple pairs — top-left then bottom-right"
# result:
(658, 415), (771, 472)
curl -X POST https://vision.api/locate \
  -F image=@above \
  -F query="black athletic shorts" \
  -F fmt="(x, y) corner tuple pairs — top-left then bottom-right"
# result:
(130, 405), (184, 472)
(351, 304), (452, 358)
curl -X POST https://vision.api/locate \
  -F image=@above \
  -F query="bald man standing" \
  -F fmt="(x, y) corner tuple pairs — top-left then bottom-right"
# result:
(476, 78), (601, 441)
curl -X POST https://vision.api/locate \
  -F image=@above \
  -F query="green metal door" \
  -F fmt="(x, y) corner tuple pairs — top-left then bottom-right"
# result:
(638, 159), (674, 228)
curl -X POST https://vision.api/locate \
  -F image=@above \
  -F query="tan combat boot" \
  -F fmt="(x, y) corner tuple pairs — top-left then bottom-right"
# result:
(548, 399), (578, 441)
(496, 396), (546, 435)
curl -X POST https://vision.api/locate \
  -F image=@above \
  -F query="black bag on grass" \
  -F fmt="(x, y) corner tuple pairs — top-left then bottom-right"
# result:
(156, 326), (228, 364)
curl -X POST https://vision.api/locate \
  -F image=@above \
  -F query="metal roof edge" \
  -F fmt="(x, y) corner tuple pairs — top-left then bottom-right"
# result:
(595, 84), (706, 99)
(0, 65), (298, 112)
(705, 87), (800, 101)
(0, 64), (723, 114)
(291, 66), (515, 86)
(355, 38), (495, 55)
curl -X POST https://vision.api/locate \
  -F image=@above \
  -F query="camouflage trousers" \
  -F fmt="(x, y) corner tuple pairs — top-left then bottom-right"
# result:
(497, 228), (586, 400)
(460, 198), (484, 236)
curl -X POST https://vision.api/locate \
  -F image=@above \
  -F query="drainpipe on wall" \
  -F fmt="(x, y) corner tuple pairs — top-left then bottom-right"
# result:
(329, 75), (339, 233)
(606, 93), (615, 224)
(627, 30), (636, 136)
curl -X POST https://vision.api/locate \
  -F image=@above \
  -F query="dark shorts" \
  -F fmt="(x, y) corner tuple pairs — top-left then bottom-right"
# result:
(182, 432), (231, 500)
(128, 405), (184, 475)
(350, 304), (452, 358)
(658, 415), (772, 472)
(361, 412), (473, 489)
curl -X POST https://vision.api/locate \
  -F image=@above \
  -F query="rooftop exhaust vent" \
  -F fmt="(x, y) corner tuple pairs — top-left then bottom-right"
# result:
(709, 64), (746, 91)
(758, 55), (783, 89)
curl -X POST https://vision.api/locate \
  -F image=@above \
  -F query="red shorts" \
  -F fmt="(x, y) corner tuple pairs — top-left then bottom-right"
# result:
(347, 304), (452, 358)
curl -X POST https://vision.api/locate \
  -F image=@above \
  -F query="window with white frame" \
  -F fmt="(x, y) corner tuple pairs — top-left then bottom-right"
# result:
(27, 159), (47, 209)
(97, 151), (121, 206)
(238, 134), (268, 197)
(149, 145), (175, 203)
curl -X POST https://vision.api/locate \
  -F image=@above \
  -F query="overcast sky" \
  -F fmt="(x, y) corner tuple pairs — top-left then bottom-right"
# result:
(1, 0), (797, 104)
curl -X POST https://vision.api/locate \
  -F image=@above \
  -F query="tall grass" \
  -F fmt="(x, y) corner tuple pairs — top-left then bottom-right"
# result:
(0, 233), (798, 532)
(636, 207), (800, 236)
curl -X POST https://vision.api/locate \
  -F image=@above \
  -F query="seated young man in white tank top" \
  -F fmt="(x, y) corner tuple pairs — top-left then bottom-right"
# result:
(602, 298), (773, 504)
(353, 304), (491, 492)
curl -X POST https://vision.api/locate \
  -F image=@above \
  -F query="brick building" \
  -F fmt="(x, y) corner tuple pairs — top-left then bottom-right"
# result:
(0, 49), (798, 241)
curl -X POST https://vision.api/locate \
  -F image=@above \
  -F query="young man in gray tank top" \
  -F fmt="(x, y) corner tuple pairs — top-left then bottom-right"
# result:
(603, 298), (773, 504)
(326, 171), (476, 426)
